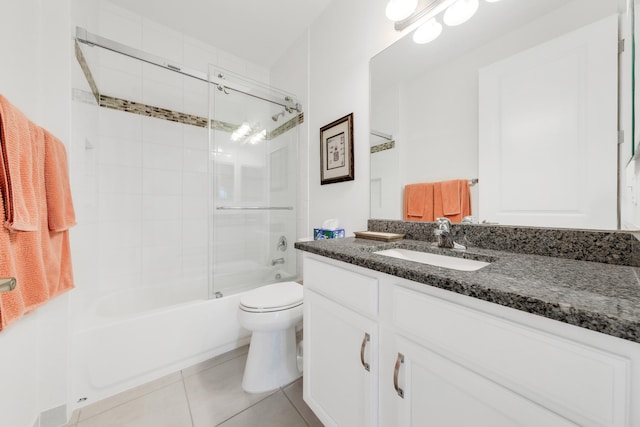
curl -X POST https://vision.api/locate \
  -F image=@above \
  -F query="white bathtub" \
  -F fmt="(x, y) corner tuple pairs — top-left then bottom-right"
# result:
(71, 270), (294, 408)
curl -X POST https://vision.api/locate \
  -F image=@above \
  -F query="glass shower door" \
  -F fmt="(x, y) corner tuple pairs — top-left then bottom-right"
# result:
(208, 66), (299, 297)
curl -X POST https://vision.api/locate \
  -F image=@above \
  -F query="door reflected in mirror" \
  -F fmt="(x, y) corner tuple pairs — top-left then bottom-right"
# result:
(370, 0), (631, 230)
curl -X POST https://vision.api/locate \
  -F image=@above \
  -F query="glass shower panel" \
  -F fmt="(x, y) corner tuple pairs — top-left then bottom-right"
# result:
(208, 66), (299, 298)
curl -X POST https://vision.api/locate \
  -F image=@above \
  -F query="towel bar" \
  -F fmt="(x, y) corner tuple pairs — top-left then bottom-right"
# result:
(0, 277), (17, 293)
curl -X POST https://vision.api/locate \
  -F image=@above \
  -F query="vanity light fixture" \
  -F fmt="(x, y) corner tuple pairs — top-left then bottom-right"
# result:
(385, 0), (418, 21)
(443, 0), (479, 26)
(413, 18), (443, 44)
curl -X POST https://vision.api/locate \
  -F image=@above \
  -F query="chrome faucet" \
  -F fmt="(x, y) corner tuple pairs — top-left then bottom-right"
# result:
(434, 217), (455, 249)
(271, 257), (285, 266)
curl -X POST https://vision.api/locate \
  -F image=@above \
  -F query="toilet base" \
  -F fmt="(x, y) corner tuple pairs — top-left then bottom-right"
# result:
(242, 326), (301, 393)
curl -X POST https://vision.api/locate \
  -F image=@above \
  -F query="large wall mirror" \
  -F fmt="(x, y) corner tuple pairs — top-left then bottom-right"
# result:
(370, 0), (632, 230)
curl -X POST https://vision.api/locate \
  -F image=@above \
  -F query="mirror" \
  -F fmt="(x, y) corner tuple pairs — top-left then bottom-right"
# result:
(370, 0), (630, 229)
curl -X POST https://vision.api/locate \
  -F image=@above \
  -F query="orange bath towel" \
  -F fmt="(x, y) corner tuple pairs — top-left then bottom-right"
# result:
(44, 130), (76, 231)
(434, 179), (470, 223)
(0, 96), (75, 331)
(0, 95), (40, 231)
(403, 183), (434, 222)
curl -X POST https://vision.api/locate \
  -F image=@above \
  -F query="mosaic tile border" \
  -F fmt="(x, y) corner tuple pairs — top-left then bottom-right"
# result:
(371, 141), (395, 154)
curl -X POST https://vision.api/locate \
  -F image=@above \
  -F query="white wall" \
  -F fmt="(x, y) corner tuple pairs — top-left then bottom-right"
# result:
(0, 0), (72, 426)
(302, 0), (406, 236)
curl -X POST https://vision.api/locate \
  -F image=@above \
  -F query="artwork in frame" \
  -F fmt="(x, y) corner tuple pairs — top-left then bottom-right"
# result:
(320, 113), (354, 185)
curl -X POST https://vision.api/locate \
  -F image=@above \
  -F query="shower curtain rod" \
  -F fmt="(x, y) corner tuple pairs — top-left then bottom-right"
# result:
(75, 27), (301, 112)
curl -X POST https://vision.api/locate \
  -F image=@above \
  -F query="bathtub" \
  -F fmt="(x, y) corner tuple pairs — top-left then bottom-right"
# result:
(71, 267), (295, 408)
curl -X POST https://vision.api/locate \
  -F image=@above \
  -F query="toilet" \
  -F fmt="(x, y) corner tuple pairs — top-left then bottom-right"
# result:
(238, 281), (303, 393)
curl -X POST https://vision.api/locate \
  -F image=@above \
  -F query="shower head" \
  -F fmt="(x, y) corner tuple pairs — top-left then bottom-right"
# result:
(272, 110), (286, 122)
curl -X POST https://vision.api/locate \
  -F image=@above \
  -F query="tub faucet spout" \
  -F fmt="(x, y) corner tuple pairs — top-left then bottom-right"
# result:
(271, 257), (285, 266)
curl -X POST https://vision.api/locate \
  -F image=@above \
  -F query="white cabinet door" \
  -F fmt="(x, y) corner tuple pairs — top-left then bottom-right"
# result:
(478, 14), (618, 229)
(303, 289), (377, 427)
(381, 332), (579, 427)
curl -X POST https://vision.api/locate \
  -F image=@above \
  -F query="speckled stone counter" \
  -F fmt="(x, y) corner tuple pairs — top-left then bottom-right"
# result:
(295, 234), (640, 344)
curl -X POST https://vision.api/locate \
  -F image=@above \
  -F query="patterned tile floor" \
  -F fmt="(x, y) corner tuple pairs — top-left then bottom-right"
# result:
(62, 346), (323, 427)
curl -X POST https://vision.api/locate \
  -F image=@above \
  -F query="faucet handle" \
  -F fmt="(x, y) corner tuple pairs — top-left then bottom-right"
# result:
(436, 217), (451, 227)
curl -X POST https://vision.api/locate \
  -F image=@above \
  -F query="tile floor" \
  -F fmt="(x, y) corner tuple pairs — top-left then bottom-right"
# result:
(62, 346), (324, 427)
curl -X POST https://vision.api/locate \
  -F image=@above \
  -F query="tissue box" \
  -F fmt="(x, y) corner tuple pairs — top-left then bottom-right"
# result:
(313, 228), (345, 240)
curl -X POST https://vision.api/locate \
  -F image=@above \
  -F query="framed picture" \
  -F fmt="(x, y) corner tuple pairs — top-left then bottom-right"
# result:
(320, 113), (354, 185)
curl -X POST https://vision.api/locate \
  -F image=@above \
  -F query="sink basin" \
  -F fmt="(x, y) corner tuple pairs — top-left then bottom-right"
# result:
(374, 248), (491, 271)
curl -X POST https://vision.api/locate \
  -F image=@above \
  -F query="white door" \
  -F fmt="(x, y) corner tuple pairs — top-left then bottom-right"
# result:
(303, 290), (377, 427)
(478, 15), (618, 229)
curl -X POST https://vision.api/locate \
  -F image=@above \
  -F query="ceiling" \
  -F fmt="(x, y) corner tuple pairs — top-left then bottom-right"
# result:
(107, 0), (333, 68)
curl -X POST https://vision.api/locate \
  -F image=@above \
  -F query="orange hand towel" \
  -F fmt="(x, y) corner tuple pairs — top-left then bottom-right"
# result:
(0, 95), (40, 231)
(441, 180), (461, 216)
(404, 183), (434, 221)
(43, 129), (76, 231)
(434, 179), (470, 223)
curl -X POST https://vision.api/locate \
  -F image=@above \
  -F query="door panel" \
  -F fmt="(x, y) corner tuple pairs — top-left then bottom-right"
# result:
(479, 15), (617, 229)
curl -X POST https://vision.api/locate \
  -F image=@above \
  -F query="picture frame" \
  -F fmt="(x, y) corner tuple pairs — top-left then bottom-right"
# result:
(320, 113), (354, 185)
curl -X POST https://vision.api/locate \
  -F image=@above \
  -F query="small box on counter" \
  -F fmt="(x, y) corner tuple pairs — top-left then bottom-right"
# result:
(313, 228), (345, 240)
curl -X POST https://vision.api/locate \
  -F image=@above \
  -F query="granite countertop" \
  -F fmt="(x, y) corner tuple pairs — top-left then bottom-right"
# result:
(295, 237), (640, 344)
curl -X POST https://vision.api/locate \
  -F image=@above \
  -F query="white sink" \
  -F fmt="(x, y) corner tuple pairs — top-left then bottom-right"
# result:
(374, 248), (491, 271)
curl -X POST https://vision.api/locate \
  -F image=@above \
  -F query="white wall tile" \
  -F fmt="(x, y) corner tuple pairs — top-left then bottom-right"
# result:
(143, 79), (184, 113)
(142, 194), (182, 220)
(182, 124), (208, 150)
(142, 245), (183, 285)
(98, 49), (142, 79)
(99, 136), (142, 168)
(142, 18), (183, 63)
(182, 219), (208, 248)
(143, 143), (183, 170)
(182, 171), (208, 196)
(183, 148), (208, 173)
(98, 66), (143, 103)
(99, 246), (142, 281)
(182, 195), (208, 220)
(99, 164), (142, 194)
(99, 220), (142, 249)
(142, 220), (182, 248)
(183, 36), (218, 72)
(98, 0), (142, 49)
(142, 115), (184, 146)
(99, 193), (142, 221)
(143, 169), (183, 195)
(99, 108), (142, 140)
(142, 62), (184, 88)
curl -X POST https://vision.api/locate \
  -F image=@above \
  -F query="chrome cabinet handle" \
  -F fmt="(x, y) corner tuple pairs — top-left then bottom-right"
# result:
(394, 352), (405, 398)
(360, 332), (370, 372)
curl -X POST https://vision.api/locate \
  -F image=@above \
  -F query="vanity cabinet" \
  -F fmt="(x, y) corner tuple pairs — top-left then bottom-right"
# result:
(303, 253), (640, 427)
(303, 257), (379, 427)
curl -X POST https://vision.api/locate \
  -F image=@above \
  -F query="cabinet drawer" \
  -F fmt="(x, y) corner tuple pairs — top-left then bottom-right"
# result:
(303, 257), (378, 318)
(392, 285), (630, 427)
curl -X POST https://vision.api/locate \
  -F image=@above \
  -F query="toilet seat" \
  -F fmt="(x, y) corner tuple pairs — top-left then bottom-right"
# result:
(239, 282), (303, 313)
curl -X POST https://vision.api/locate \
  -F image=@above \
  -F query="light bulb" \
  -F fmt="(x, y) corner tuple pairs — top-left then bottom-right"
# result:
(413, 18), (443, 44)
(385, 0), (418, 21)
(443, 0), (479, 26)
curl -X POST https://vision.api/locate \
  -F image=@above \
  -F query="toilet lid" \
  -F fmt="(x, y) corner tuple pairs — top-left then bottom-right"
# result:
(240, 282), (303, 312)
